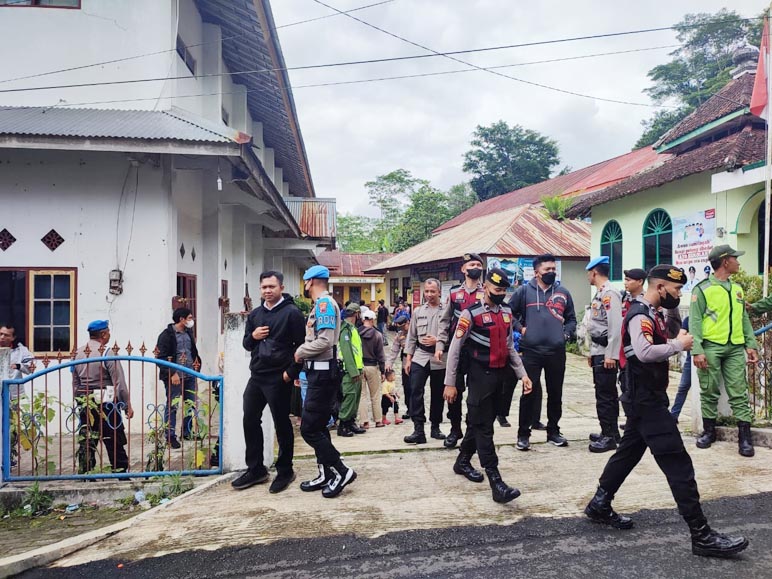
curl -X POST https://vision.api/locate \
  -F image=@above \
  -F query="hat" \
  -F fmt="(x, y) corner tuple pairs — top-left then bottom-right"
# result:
(487, 267), (511, 289)
(394, 314), (409, 325)
(362, 310), (376, 320)
(708, 244), (745, 262)
(648, 264), (686, 284)
(343, 303), (361, 315)
(87, 320), (109, 332)
(585, 256), (610, 271)
(462, 252), (483, 264)
(302, 265), (330, 280)
(623, 268), (647, 281)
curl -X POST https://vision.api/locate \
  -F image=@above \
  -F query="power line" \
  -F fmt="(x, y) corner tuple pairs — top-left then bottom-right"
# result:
(277, 0), (395, 28)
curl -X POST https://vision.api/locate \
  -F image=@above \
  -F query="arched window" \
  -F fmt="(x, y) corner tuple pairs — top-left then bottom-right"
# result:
(600, 220), (623, 280)
(643, 209), (673, 270)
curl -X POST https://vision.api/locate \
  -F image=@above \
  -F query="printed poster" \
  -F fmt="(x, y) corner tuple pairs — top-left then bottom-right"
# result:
(487, 257), (561, 287)
(673, 209), (716, 291)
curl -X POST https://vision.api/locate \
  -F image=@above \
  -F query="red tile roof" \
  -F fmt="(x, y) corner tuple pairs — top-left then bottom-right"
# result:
(435, 147), (664, 233)
(317, 250), (396, 277)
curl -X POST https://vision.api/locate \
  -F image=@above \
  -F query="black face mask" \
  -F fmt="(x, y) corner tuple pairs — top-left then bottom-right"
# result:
(303, 285), (311, 299)
(660, 288), (680, 309)
(489, 292), (506, 306)
(541, 272), (557, 286)
(466, 268), (483, 280)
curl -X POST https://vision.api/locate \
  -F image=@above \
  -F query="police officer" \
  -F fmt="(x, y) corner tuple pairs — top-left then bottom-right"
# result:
(294, 265), (356, 498)
(443, 268), (533, 504)
(621, 268), (647, 318)
(437, 252), (485, 449)
(585, 256), (623, 453)
(584, 265), (749, 559)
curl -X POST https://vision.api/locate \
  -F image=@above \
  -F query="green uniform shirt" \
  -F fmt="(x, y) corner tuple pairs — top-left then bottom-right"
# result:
(750, 293), (772, 315)
(339, 319), (363, 377)
(689, 275), (757, 355)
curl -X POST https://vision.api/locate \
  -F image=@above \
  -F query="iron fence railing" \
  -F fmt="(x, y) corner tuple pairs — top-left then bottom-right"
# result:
(2, 345), (223, 481)
(749, 322), (772, 423)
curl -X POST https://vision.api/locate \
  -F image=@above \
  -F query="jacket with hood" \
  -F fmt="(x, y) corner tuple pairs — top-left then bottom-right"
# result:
(358, 324), (386, 373)
(243, 293), (306, 377)
(509, 278), (577, 355)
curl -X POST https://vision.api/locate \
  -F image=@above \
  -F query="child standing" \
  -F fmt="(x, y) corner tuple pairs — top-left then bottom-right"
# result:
(381, 370), (403, 425)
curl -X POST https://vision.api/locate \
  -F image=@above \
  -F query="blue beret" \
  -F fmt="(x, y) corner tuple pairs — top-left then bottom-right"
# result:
(303, 265), (330, 280)
(87, 320), (109, 332)
(394, 314), (409, 325)
(585, 256), (610, 271)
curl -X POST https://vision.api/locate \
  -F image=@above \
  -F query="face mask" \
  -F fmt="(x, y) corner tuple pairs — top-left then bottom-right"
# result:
(466, 267), (482, 280)
(541, 272), (557, 286)
(185, 320), (195, 329)
(489, 293), (506, 306)
(660, 288), (680, 310)
(303, 282), (311, 299)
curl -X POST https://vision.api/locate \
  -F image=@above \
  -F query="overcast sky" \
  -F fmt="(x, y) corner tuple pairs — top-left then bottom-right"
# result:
(270, 0), (762, 216)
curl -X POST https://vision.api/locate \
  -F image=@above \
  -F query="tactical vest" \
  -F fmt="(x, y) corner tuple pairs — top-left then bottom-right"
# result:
(621, 302), (669, 407)
(696, 278), (745, 346)
(467, 303), (513, 368)
(449, 284), (484, 334)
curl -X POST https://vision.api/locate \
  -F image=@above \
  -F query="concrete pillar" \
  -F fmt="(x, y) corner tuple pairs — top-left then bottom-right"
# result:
(0, 347), (9, 484)
(222, 313), (274, 472)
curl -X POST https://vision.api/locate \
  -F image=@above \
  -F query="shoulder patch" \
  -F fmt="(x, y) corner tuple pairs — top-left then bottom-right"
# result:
(691, 294), (698, 302)
(315, 297), (337, 330)
(602, 295), (611, 310)
(456, 316), (471, 338)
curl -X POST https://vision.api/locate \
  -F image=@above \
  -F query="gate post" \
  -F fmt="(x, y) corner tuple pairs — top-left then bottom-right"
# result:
(0, 347), (9, 484)
(222, 313), (275, 472)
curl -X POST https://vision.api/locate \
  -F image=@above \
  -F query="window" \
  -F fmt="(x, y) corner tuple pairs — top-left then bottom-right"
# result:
(600, 220), (623, 281)
(643, 209), (673, 271)
(0, 268), (76, 355)
(389, 278), (399, 305)
(175, 273), (197, 337)
(0, 0), (80, 6)
(176, 35), (196, 75)
(348, 286), (361, 304)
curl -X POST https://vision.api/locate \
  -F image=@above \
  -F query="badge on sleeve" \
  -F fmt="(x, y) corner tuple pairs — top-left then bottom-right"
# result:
(602, 295), (611, 310)
(640, 318), (654, 343)
(315, 297), (336, 330)
(456, 316), (471, 338)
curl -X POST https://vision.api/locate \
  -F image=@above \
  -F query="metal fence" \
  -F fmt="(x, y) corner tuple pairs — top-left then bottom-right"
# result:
(749, 322), (772, 423)
(2, 344), (223, 481)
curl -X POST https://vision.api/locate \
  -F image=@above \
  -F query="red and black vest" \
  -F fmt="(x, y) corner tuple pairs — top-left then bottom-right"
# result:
(449, 284), (484, 334)
(621, 301), (670, 407)
(466, 303), (513, 368)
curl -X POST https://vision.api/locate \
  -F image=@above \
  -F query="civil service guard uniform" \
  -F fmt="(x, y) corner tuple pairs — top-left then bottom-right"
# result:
(585, 265), (749, 559)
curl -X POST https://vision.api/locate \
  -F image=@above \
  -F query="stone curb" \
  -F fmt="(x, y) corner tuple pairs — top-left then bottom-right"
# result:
(715, 425), (772, 448)
(0, 472), (235, 579)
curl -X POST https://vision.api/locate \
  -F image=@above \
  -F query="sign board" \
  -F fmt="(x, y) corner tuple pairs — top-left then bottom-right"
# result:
(487, 257), (562, 287)
(672, 209), (716, 291)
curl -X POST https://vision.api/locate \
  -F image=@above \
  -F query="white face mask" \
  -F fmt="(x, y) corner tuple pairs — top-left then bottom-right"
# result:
(184, 320), (195, 329)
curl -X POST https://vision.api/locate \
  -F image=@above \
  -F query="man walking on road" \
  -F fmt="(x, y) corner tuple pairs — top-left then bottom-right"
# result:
(444, 268), (532, 504)
(295, 265), (357, 498)
(585, 256), (623, 453)
(691, 245), (758, 458)
(404, 278), (447, 445)
(233, 271), (305, 493)
(509, 253), (576, 451)
(584, 265), (749, 559)
(337, 303), (366, 437)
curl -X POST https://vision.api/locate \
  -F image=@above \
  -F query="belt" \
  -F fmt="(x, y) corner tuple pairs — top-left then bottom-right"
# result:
(416, 343), (434, 353)
(304, 360), (330, 371)
(591, 335), (608, 347)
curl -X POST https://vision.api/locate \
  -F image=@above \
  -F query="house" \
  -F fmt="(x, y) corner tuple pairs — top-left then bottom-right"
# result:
(568, 44), (766, 292)
(315, 250), (395, 308)
(0, 0), (335, 373)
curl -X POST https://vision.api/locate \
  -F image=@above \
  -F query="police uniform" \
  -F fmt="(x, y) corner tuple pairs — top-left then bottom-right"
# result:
(437, 252), (485, 448)
(619, 267), (647, 395)
(444, 268), (527, 504)
(585, 266), (748, 558)
(295, 265), (356, 498)
(586, 256), (623, 450)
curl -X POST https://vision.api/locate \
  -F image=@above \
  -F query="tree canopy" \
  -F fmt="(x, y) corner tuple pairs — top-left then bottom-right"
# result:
(462, 120), (560, 201)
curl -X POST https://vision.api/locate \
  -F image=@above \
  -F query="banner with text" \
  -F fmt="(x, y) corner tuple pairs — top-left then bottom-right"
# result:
(673, 208), (716, 291)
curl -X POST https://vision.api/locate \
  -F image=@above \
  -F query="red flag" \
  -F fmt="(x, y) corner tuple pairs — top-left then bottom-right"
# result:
(751, 17), (769, 120)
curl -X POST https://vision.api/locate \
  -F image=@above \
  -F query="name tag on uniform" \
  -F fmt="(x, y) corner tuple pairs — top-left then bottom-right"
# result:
(476, 291), (484, 300)
(502, 313), (511, 323)
(455, 294), (465, 302)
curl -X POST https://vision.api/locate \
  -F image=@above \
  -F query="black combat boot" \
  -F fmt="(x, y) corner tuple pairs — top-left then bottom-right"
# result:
(348, 420), (367, 435)
(686, 513), (749, 558)
(430, 425), (446, 440)
(453, 452), (484, 483)
(737, 421), (755, 457)
(300, 463), (333, 492)
(404, 422), (427, 444)
(337, 422), (354, 438)
(584, 486), (634, 529)
(443, 424), (463, 448)
(695, 418), (716, 449)
(322, 460), (357, 498)
(485, 467), (521, 503)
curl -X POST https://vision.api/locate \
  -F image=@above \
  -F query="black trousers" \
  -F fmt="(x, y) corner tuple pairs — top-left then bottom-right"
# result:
(300, 368), (341, 467)
(459, 362), (508, 469)
(243, 372), (294, 476)
(409, 362), (446, 426)
(78, 402), (129, 473)
(591, 355), (620, 437)
(518, 350), (566, 437)
(401, 353), (412, 415)
(446, 353), (468, 428)
(598, 402), (701, 518)
(381, 395), (399, 416)
(496, 374), (516, 419)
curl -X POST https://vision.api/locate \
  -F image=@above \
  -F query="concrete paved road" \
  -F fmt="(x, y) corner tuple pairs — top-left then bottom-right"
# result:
(19, 492), (772, 579)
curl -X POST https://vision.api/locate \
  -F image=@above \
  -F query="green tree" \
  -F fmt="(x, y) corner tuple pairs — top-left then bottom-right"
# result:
(462, 121), (560, 201)
(336, 213), (380, 253)
(444, 182), (478, 216)
(392, 185), (453, 252)
(634, 107), (692, 148)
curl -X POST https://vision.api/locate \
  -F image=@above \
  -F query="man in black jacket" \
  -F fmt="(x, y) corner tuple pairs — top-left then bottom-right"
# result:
(156, 307), (201, 449)
(232, 271), (305, 493)
(509, 254), (577, 451)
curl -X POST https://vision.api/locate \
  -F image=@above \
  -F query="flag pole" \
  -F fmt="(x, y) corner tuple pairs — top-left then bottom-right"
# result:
(765, 8), (772, 299)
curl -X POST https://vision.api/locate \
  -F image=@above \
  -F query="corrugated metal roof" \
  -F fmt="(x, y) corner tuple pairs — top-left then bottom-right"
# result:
(317, 250), (396, 277)
(283, 197), (337, 238)
(0, 106), (250, 143)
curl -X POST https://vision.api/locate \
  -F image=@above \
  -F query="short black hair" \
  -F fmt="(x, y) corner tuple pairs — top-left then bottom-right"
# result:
(359, 300), (366, 306)
(709, 258), (722, 271)
(173, 307), (192, 323)
(0, 323), (16, 334)
(593, 263), (610, 278)
(260, 270), (284, 284)
(533, 253), (557, 270)
(378, 299), (384, 305)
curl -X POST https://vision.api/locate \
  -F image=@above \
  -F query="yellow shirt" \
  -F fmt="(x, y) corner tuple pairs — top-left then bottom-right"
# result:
(382, 379), (397, 397)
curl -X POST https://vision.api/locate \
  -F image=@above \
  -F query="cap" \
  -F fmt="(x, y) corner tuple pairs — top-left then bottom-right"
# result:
(708, 244), (745, 262)
(362, 310), (376, 320)
(648, 264), (686, 284)
(623, 268), (647, 281)
(462, 252), (483, 264)
(394, 314), (409, 325)
(688, 266), (696, 273)
(302, 265), (330, 280)
(87, 320), (109, 332)
(343, 303), (361, 315)
(704, 265), (711, 274)
(487, 267), (511, 289)
(586, 256), (610, 271)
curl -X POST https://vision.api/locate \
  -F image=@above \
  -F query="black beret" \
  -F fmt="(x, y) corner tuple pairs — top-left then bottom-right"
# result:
(487, 267), (511, 288)
(648, 265), (686, 284)
(623, 268), (647, 281)
(462, 252), (483, 264)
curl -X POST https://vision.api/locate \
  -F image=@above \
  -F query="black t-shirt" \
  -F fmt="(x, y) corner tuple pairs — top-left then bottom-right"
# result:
(377, 305), (388, 324)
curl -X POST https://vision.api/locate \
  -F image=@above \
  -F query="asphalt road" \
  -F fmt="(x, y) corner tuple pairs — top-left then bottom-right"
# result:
(21, 492), (772, 579)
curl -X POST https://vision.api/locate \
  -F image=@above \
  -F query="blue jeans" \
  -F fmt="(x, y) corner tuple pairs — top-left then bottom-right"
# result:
(377, 322), (389, 344)
(670, 354), (691, 420)
(164, 374), (197, 440)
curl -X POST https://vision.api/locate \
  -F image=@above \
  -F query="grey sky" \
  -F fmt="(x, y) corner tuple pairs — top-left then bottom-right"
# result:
(271, 1), (762, 216)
